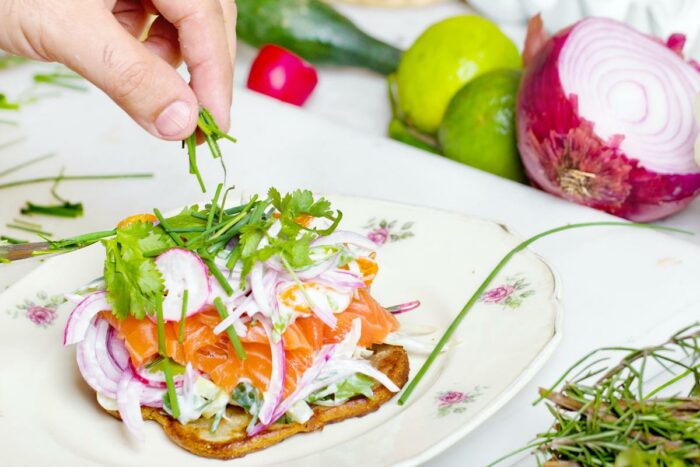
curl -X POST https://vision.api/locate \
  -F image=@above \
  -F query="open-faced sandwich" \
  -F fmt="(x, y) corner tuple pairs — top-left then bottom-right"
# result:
(63, 189), (413, 459)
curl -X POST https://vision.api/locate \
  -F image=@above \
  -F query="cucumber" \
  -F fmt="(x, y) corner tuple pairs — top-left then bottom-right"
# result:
(236, 0), (403, 75)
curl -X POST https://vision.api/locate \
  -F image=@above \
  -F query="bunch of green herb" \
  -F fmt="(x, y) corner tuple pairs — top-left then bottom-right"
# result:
(184, 108), (236, 192)
(21, 169), (84, 218)
(492, 323), (700, 466)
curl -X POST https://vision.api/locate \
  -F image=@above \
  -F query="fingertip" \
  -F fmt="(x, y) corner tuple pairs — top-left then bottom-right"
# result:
(153, 99), (199, 140)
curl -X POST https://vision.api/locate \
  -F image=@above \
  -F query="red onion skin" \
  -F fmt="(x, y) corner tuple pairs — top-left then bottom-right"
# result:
(517, 22), (700, 222)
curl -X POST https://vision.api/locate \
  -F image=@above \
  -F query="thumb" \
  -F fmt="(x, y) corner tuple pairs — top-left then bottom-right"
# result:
(49, 8), (198, 140)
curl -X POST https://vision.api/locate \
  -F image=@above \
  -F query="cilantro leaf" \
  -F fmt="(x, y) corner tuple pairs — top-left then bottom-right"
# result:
(103, 221), (174, 320)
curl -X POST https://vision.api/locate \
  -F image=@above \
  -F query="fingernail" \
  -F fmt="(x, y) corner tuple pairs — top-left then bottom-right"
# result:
(155, 101), (193, 137)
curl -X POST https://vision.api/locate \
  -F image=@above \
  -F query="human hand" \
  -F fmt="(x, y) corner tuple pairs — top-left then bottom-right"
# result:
(0, 0), (236, 140)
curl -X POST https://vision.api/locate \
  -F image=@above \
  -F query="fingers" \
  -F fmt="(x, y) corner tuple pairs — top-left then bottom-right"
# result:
(142, 16), (181, 67)
(111, 0), (149, 38)
(152, 0), (234, 132)
(47, 6), (198, 140)
(221, 0), (237, 66)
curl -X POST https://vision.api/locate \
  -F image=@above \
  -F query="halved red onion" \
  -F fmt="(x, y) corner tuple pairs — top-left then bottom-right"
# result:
(255, 316), (286, 427)
(518, 17), (700, 222)
(64, 291), (110, 345)
(155, 248), (211, 321)
(311, 231), (377, 251)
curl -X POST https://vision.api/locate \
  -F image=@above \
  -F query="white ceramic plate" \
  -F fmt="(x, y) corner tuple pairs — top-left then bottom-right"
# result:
(0, 194), (561, 467)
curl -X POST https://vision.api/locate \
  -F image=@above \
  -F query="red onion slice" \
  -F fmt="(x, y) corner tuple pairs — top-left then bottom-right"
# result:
(107, 327), (130, 371)
(386, 300), (422, 315)
(76, 319), (119, 398)
(255, 316), (286, 426)
(518, 17), (700, 221)
(295, 255), (338, 280)
(129, 360), (189, 390)
(311, 231), (377, 251)
(155, 248), (211, 321)
(317, 269), (366, 290)
(64, 291), (110, 345)
(117, 368), (146, 440)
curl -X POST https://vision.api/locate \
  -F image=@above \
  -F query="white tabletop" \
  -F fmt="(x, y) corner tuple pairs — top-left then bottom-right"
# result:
(2, 3), (700, 466)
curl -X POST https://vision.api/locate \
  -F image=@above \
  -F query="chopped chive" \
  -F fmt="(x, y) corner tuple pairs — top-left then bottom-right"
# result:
(6, 223), (52, 236)
(206, 183), (223, 231)
(21, 201), (83, 218)
(162, 359), (180, 419)
(178, 290), (189, 345)
(397, 221), (693, 406)
(168, 227), (206, 233)
(0, 173), (153, 190)
(33, 72), (87, 91)
(155, 297), (167, 355)
(0, 153), (54, 178)
(226, 246), (241, 270)
(0, 137), (25, 151)
(153, 208), (183, 247)
(48, 229), (115, 249)
(185, 133), (205, 193)
(214, 297), (246, 360)
(204, 258), (233, 296)
(1, 235), (27, 244)
(12, 218), (41, 229)
(155, 296), (180, 418)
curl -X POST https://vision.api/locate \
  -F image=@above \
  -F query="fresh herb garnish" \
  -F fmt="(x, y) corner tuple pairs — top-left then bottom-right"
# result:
(0, 55), (28, 70)
(0, 235), (27, 244)
(492, 323), (700, 466)
(178, 289), (189, 345)
(0, 153), (54, 178)
(214, 297), (246, 360)
(21, 201), (83, 218)
(6, 222), (52, 237)
(102, 221), (173, 320)
(398, 222), (693, 406)
(0, 173), (153, 190)
(33, 71), (86, 92)
(0, 94), (20, 110)
(184, 108), (236, 193)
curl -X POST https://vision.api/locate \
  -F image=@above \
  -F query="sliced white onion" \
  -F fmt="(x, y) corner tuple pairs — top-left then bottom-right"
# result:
(64, 291), (110, 345)
(383, 332), (442, 355)
(155, 248), (211, 321)
(255, 316), (286, 426)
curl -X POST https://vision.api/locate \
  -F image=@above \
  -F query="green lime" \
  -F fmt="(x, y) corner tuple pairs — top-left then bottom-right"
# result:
(438, 69), (526, 183)
(397, 15), (521, 135)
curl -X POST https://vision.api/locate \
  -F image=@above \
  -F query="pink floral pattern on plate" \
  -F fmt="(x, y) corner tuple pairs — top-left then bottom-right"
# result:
(364, 218), (414, 245)
(480, 275), (535, 309)
(6, 290), (65, 328)
(436, 386), (484, 417)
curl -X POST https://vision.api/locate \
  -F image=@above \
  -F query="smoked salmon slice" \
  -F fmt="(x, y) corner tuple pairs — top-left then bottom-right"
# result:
(102, 288), (398, 396)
